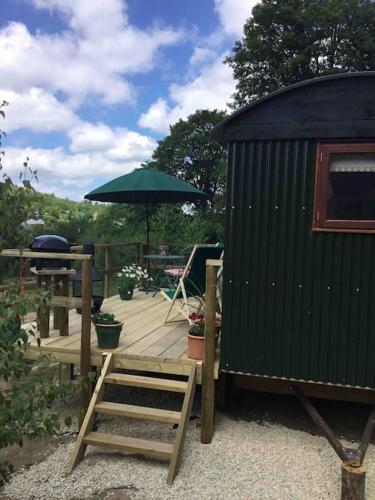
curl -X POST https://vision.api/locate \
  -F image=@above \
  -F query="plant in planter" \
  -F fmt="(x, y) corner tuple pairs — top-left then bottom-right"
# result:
(91, 312), (123, 349)
(187, 312), (221, 360)
(116, 264), (150, 300)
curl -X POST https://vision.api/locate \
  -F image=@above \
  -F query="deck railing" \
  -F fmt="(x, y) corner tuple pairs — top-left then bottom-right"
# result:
(0, 249), (93, 413)
(71, 241), (191, 298)
(0, 241), (191, 295)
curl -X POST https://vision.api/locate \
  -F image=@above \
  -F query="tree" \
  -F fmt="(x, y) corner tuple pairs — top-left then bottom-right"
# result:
(146, 109), (227, 208)
(226, 0), (375, 108)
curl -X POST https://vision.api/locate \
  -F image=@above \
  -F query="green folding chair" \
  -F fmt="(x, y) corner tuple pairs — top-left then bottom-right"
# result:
(162, 243), (223, 324)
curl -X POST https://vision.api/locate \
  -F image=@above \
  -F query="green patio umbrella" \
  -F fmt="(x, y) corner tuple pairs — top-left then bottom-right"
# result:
(85, 167), (206, 253)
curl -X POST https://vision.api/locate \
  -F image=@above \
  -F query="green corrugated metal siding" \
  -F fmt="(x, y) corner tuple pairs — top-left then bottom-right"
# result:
(221, 139), (375, 388)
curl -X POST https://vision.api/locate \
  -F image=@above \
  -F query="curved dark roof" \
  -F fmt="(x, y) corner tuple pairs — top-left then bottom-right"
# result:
(212, 72), (375, 144)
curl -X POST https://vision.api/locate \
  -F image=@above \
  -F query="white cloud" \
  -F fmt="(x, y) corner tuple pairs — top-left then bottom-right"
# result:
(69, 122), (116, 153)
(138, 54), (234, 133)
(105, 130), (156, 162)
(138, 0), (254, 134)
(189, 47), (216, 66)
(214, 0), (256, 37)
(69, 122), (156, 161)
(3, 139), (156, 199)
(0, 87), (79, 133)
(3, 117), (157, 199)
(138, 98), (171, 134)
(0, 0), (183, 107)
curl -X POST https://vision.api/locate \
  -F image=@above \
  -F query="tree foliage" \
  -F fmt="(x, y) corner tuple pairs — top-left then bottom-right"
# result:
(0, 288), (73, 486)
(226, 0), (375, 107)
(146, 109), (227, 208)
(0, 107), (74, 486)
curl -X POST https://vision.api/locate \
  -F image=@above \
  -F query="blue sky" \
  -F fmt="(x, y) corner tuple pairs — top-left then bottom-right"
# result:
(0, 0), (255, 199)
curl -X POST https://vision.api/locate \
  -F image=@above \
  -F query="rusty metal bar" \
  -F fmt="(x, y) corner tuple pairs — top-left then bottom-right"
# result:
(358, 405), (375, 465)
(291, 385), (350, 463)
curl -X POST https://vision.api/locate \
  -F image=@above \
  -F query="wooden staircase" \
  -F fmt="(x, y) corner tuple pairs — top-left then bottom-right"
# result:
(66, 353), (197, 484)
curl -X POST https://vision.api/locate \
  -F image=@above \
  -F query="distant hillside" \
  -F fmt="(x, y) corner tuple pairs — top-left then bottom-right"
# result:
(28, 190), (103, 243)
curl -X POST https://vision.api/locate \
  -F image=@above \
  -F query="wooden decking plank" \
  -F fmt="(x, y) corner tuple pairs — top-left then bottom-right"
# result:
(124, 324), (185, 355)
(141, 324), (188, 357)
(83, 432), (173, 460)
(112, 355), (194, 377)
(160, 334), (188, 359)
(102, 293), (162, 319)
(104, 373), (188, 393)
(104, 298), (161, 322)
(110, 309), (174, 352)
(23, 291), (218, 382)
(94, 401), (181, 424)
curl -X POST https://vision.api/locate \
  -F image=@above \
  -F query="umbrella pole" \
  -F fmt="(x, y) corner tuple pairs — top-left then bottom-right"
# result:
(146, 199), (150, 255)
(146, 200), (151, 285)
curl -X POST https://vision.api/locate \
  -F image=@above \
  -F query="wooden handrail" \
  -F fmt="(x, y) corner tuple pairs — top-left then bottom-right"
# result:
(0, 280), (37, 292)
(48, 296), (93, 308)
(71, 241), (192, 251)
(71, 241), (142, 251)
(0, 241), (194, 295)
(1, 249), (92, 261)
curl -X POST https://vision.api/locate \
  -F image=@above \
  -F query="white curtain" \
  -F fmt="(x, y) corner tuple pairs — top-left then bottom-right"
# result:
(330, 153), (375, 172)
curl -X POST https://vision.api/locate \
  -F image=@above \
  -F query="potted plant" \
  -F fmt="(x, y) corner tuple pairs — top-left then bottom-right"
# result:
(187, 312), (221, 360)
(116, 264), (150, 300)
(91, 312), (123, 349)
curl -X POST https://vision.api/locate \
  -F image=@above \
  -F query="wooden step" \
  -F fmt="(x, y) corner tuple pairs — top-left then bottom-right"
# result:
(95, 401), (181, 424)
(83, 431), (173, 460)
(104, 373), (188, 393)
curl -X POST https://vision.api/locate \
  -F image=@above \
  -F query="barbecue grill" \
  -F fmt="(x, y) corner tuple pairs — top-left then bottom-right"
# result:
(30, 235), (71, 270)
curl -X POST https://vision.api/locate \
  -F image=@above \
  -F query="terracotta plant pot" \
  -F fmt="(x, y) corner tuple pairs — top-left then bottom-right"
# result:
(95, 321), (123, 349)
(187, 333), (204, 360)
(119, 287), (134, 300)
(187, 322), (221, 360)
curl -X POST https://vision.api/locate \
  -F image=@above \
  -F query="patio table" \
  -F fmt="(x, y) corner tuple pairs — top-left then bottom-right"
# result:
(143, 254), (185, 294)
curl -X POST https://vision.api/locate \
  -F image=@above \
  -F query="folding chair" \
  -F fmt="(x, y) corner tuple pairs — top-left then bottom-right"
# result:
(161, 243), (223, 325)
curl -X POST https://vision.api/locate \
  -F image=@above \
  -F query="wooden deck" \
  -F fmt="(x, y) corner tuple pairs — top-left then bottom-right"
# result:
(25, 291), (219, 383)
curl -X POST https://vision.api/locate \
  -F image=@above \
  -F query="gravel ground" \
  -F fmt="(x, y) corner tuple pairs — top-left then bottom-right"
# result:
(3, 387), (375, 500)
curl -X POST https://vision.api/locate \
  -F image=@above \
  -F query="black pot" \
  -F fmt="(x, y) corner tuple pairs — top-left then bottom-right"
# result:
(119, 288), (134, 300)
(76, 294), (104, 315)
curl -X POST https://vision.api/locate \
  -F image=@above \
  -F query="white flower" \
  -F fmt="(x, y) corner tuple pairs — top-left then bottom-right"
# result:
(117, 273), (121, 277)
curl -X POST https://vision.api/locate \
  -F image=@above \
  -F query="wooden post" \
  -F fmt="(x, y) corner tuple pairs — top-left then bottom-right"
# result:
(59, 276), (70, 336)
(53, 276), (62, 330)
(201, 263), (217, 444)
(104, 246), (111, 298)
(39, 276), (51, 339)
(341, 463), (366, 500)
(36, 275), (42, 326)
(136, 243), (141, 264)
(80, 258), (93, 417)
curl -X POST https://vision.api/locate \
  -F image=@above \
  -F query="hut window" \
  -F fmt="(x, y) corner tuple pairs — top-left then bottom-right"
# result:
(313, 143), (375, 232)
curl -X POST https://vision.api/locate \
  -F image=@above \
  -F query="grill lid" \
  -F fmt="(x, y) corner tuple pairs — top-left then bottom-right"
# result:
(30, 235), (70, 252)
